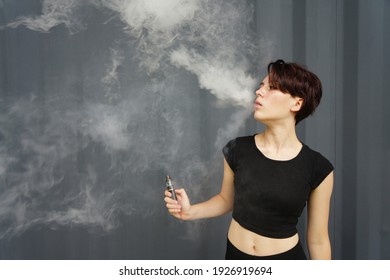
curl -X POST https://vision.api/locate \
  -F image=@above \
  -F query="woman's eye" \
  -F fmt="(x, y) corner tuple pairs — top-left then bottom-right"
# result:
(269, 85), (275, 90)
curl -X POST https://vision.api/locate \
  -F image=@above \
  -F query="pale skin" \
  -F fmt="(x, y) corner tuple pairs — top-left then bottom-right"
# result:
(165, 75), (334, 259)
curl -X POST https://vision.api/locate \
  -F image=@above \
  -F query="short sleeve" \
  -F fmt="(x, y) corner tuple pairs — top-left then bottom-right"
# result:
(222, 138), (237, 171)
(311, 153), (334, 189)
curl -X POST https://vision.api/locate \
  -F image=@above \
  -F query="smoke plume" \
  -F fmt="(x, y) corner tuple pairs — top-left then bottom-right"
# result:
(0, 0), (269, 239)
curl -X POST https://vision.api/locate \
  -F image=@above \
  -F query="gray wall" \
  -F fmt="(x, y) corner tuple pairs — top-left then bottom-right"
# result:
(0, 0), (389, 260)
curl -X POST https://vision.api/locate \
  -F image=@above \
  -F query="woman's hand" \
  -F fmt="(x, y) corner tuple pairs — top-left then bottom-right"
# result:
(163, 159), (235, 221)
(164, 188), (192, 220)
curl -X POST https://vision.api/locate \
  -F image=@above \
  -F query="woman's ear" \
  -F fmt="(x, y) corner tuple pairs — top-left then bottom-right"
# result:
(291, 97), (304, 112)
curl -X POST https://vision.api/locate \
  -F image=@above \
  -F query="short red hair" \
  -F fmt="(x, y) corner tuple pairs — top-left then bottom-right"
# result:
(267, 59), (322, 124)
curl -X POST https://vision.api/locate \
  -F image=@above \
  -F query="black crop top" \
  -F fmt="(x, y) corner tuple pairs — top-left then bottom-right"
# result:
(223, 135), (334, 239)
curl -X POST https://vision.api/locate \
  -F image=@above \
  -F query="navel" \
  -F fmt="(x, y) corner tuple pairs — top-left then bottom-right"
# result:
(252, 244), (257, 252)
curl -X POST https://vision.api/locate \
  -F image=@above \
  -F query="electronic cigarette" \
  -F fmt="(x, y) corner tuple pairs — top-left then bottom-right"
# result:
(165, 175), (177, 200)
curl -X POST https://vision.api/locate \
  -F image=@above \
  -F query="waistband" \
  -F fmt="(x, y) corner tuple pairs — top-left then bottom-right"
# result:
(225, 238), (307, 260)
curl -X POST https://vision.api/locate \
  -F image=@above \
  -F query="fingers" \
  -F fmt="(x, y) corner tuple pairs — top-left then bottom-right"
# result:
(164, 190), (181, 213)
(174, 188), (186, 196)
(164, 190), (172, 198)
(164, 188), (185, 201)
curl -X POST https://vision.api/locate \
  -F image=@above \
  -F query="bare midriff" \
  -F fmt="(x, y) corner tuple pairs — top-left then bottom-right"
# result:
(227, 219), (299, 256)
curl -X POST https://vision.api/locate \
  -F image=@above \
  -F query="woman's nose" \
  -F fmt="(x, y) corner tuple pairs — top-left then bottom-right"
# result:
(256, 88), (264, 97)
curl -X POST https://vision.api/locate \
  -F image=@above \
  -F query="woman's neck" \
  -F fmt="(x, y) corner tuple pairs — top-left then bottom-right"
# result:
(257, 123), (301, 153)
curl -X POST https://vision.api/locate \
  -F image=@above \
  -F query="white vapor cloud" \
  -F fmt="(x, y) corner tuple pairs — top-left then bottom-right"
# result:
(170, 46), (257, 107)
(7, 0), (84, 33)
(1, 0), (271, 240)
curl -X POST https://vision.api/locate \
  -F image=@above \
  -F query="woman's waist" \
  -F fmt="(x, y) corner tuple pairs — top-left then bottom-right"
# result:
(227, 218), (299, 256)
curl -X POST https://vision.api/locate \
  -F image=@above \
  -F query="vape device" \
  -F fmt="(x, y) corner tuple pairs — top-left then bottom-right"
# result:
(165, 175), (177, 200)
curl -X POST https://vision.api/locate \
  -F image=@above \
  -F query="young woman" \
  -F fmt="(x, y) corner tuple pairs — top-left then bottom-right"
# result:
(164, 59), (334, 260)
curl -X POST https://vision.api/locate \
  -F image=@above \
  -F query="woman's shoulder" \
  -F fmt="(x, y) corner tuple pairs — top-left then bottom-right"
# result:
(223, 134), (254, 152)
(229, 134), (255, 143)
(300, 144), (334, 189)
(301, 143), (334, 169)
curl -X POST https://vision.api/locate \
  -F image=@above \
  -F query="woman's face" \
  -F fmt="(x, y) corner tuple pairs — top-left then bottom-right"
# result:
(253, 75), (301, 125)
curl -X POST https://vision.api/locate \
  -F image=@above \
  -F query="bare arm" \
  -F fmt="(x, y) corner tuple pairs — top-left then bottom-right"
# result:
(164, 159), (234, 220)
(306, 171), (334, 260)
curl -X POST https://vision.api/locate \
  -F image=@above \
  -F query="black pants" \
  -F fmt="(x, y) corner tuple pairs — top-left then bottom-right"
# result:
(225, 238), (307, 260)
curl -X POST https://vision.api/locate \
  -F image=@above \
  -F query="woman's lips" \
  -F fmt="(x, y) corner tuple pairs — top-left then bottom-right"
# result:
(254, 100), (262, 108)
